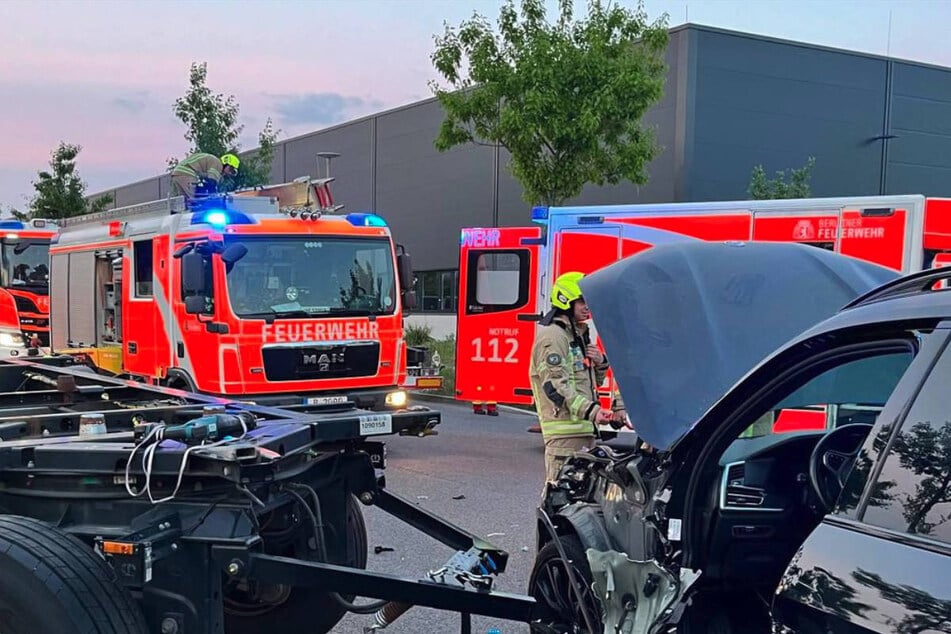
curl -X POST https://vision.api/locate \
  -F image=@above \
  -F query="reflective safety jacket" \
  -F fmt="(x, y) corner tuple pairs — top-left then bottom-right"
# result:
(171, 153), (224, 184)
(529, 314), (611, 441)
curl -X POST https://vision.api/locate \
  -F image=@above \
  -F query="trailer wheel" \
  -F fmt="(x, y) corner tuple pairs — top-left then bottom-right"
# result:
(224, 494), (368, 634)
(0, 515), (148, 634)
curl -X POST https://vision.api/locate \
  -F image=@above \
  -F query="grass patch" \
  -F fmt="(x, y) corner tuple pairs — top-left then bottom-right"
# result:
(405, 322), (434, 347)
(431, 335), (456, 396)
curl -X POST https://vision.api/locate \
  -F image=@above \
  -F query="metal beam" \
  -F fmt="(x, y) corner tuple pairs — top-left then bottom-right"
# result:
(373, 488), (509, 571)
(222, 551), (537, 623)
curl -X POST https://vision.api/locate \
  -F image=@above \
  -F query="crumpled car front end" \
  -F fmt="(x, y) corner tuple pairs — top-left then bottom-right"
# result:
(534, 440), (701, 633)
(529, 241), (900, 634)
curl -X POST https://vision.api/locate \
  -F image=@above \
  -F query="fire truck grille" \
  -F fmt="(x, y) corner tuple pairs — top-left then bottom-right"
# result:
(13, 296), (41, 313)
(262, 342), (381, 381)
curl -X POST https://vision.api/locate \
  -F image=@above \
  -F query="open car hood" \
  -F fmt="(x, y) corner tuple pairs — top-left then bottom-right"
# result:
(579, 241), (899, 452)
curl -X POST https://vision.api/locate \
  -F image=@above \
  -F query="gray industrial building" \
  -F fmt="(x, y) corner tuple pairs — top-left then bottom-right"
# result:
(89, 23), (951, 335)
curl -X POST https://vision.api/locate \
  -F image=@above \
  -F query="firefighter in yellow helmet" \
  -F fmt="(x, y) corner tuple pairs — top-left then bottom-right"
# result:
(530, 271), (630, 485)
(171, 152), (240, 200)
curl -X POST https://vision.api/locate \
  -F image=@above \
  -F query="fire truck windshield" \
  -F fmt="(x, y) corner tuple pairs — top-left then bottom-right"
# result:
(223, 236), (397, 319)
(1, 240), (50, 290)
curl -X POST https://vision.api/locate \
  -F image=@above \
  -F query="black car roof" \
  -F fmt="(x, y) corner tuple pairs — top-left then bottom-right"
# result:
(796, 267), (951, 341)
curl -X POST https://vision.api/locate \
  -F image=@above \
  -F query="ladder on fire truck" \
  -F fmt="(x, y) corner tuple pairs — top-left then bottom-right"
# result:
(62, 152), (347, 229)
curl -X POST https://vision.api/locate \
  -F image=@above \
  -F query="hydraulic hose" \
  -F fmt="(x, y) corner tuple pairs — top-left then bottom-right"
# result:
(283, 485), (389, 614)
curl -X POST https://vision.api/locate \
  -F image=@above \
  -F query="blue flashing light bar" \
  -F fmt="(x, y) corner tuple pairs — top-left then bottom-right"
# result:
(190, 209), (256, 228)
(531, 206), (549, 223)
(345, 212), (388, 227)
(0, 221), (25, 230)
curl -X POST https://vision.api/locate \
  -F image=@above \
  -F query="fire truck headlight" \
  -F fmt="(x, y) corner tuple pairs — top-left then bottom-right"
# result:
(0, 332), (23, 348)
(385, 390), (407, 408)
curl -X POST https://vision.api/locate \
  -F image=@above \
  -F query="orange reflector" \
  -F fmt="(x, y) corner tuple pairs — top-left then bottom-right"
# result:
(102, 541), (134, 555)
(416, 377), (443, 388)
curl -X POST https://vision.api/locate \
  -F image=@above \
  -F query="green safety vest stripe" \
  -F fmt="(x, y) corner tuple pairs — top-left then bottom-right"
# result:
(568, 394), (587, 419)
(173, 155), (222, 181)
(540, 420), (594, 436)
(172, 165), (199, 177)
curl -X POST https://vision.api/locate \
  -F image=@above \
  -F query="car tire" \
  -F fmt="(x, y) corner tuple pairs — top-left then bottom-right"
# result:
(528, 533), (603, 631)
(224, 494), (369, 634)
(0, 515), (149, 634)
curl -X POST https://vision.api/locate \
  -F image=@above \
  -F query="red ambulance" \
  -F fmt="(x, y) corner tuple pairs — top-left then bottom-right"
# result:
(456, 194), (951, 432)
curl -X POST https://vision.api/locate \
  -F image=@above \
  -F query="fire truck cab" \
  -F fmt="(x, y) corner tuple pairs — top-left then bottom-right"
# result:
(49, 178), (434, 411)
(0, 218), (57, 358)
(456, 194), (951, 432)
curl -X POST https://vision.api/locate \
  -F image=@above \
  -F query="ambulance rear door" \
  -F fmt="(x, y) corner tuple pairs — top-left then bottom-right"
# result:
(549, 222), (622, 406)
(455, 226), (542, 406)
(836, 199), (925, 274)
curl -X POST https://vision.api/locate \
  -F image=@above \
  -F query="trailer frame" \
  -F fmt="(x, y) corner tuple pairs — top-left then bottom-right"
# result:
(0, 355), (540, 634)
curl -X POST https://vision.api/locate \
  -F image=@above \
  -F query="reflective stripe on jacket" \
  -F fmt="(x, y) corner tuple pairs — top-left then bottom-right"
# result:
(171, 153), (223, 183)
(529, 314), (608, 441)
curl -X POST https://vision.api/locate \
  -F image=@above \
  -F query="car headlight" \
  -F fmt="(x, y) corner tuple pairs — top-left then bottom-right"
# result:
(385, 390), (407, 408)
(0, 332), (23, 348)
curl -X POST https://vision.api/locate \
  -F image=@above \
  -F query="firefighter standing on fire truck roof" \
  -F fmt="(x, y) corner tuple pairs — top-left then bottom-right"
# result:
(529, 271), (630, 484)
(170, 152), (240, 200)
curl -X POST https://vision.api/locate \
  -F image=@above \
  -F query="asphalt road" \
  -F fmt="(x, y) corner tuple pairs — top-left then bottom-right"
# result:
(335, 396), (543, 634)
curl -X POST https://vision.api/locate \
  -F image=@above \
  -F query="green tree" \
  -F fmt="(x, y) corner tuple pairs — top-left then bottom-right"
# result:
(17, 142), (113, 220)
(430, 0), (669, 207)
(747, 156), (816, 200)
(168, 62), (280, 191)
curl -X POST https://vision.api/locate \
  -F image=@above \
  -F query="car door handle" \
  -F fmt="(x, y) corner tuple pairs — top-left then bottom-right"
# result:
(128, 342), (137, 354)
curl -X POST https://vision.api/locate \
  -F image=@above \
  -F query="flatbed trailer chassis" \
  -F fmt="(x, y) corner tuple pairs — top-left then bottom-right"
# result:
(0, 357), (540, 634)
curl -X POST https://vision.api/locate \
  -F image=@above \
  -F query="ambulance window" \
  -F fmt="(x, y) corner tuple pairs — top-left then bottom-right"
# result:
(466, 249), (529, 314)
(133, 240), (153, 297)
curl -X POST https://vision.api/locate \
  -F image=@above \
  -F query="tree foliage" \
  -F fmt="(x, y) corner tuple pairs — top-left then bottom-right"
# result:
(12, 142), (114, 220)
(168, 62), (280, 190)
(747, 156), (816, 200)
(430, 0), (670, 207)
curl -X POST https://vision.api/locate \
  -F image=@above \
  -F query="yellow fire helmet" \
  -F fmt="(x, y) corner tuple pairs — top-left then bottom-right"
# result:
(551, 271), (584, 310)
(221, 153), (240, 172)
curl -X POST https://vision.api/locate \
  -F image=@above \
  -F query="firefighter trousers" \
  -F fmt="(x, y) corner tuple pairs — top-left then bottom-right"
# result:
(543, 435), (595, 484)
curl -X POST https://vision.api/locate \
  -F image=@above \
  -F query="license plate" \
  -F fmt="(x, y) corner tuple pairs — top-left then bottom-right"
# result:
(359, 414), (393, 436)
(305, 395), (349, 406)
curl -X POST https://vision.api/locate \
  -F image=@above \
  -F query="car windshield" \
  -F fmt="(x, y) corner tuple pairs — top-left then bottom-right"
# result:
(222, 236), (397, 318)
(1, 240), (50, 290)
(738, 349), (915, 439)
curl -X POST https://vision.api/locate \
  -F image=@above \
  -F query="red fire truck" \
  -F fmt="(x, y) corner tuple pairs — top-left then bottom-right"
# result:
(48, 176), (441, 411)
(456, 194), (951, 431)
(0, 218), (58, 357)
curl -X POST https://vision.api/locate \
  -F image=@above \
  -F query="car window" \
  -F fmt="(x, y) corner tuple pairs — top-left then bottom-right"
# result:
(860, 340), (951, 545)
(738, 349), (915, 439)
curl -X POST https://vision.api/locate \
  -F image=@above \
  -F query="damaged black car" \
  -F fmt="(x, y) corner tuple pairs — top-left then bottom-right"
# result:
(529, 241), (951, 633)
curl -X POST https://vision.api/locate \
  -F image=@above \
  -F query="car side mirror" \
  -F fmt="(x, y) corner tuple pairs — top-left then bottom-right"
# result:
(402, 289), (417, 311)
(184, 295), (208, 315)
(221, 243), (248, 265)
(396, 247), (413, 289)
(181, 251), (208, 295)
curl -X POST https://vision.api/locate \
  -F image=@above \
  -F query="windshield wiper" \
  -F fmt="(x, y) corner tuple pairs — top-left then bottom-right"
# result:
(242, 309), (313, 323)
(327, 307), (379, 317)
